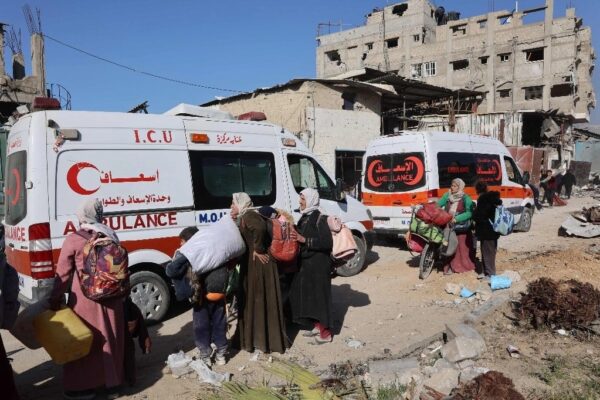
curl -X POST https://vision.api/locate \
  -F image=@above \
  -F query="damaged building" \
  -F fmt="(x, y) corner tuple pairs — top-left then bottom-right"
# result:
(316, 0), (595, 169)
(0, 18), (70, 126)
(202, 75), (479, 189)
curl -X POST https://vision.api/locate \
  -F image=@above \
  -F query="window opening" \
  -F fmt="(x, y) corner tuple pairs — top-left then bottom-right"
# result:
(451, 24), (467, 36)
(499, 53), (510, 62)
(525, 48), (544, 62)
(498, 89), (511, 98)
(342, 92), (356, 110)
(392, 4), (408, 16)
(386, 38), (399, 48)
(413, 34), (420, 42)
(451, 59), (469, 70)
(524, 86), (543, 100)
(480, 56), (489, 65)
(551, 83), (572, 97)
(326, 50), (341, 63)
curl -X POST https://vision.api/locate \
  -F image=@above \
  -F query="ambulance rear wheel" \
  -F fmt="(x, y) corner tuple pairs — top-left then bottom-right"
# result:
(335, 234), (367, 277)
(130, 271), (171, 323)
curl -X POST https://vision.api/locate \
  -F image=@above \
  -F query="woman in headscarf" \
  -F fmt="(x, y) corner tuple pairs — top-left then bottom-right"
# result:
(231, 192), (288, 354)
(290, 188), (334, 344)
(437, 178), (476, 274)
(49, 198), (127, 400)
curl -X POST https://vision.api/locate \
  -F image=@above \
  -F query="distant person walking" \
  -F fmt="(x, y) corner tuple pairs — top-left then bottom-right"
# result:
(232, 193), (288, 354)
(540, 170), (556, 206)
(290, 188), (335, 344)
(49, 198), (127, 400)
(562, 169), (576, 199)
(472, 181), (502, 280)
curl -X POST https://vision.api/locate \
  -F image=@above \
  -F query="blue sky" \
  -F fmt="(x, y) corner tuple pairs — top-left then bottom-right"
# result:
(2, 0), (598, 122)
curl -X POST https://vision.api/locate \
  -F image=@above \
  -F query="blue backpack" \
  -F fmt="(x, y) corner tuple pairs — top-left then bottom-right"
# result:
(491, 205), (514, 236)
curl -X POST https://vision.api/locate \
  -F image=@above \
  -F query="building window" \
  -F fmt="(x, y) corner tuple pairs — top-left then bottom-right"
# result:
(499, 53), (510, 62)
(342, 92), (356, 110)
(451, 59), (469, 71)
(480, 56), (489, 65)
(478, 19), (487, 29)
(424, 61), (436, 76)
(411, 63), (423, 78)
(524, 86), (543, 100)
(365, 42), (373, 50)
(451, 24), (467, 36)
(326, 50), (341, 63)
(386, 38), (399, 48)
(525, 47), (544, 62)
(497, 89), (511, 98)
(413, 34), (420, 42)
(347, 45), (357, 50)
(551, 84), (572, 97)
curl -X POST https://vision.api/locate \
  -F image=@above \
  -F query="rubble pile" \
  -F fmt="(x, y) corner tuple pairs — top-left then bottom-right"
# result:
(517, 278), (600, 331)
(559, 204), (600, 238)
(448, 371), (525, 400)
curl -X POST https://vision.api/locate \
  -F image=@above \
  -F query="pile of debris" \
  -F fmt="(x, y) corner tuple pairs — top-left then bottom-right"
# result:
(559, 204), (600, 238)
(574, 182), (600, 200)
(448, 371), (525, 400)
(517, 278), (600, 332)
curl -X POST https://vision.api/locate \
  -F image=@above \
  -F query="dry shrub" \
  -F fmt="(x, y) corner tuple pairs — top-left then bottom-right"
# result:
(449, 371), (525, 400)
(518, 278), (600, 330)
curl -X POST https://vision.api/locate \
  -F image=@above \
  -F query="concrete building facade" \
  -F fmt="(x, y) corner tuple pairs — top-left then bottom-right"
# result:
(316, 0), (595, 122)
(203, 79), (388, 184)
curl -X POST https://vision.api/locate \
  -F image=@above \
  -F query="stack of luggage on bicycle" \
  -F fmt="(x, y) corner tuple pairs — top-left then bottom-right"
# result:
(407, 202), (453, 253)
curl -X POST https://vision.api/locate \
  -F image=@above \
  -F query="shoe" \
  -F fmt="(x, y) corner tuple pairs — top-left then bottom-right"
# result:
(314, 335), (332, 344)
(443, 269), (454, 276)
(477, 273), (485, 280)
(301, 327), (320, 337)
(215, 352), (227, 366)
(63, 390), (96, 400)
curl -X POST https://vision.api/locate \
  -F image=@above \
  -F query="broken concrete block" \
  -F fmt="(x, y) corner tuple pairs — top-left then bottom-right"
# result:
(433, 358), (457, 371)
(445, 283), (461, 295)
(441, 337), (485, 363)
(501, 270), (521, 283)
(422, 365), (437, 377)
(422, 368), (459, 395)
(368, 357), (419, 386)
(445, 323), (486, 349)
(459, 366), (490, 384)
(456, 359), (475, 370)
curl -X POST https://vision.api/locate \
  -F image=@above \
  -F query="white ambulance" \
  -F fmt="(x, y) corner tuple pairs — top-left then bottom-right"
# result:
(4, 104), (373, 321)
(361, 131), (535, 237)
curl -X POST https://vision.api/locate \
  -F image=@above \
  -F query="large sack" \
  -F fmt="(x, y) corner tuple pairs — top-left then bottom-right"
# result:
(179, 216), (246, 274)
(416, 202), (453, 227)
(409, 217), (444, 244)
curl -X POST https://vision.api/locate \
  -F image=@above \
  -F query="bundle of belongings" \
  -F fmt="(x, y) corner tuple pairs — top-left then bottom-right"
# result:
(166, 217), (246, 304)
(407, 203), (453, 254)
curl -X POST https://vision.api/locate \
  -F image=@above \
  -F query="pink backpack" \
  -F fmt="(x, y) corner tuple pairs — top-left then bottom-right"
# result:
(321, 215), (358, 261)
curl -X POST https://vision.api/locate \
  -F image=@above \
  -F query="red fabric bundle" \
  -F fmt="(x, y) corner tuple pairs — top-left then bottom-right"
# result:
(416, 202), (453, 227)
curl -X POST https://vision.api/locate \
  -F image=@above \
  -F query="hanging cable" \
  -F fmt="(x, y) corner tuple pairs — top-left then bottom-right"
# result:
(43, 33), (245, 93)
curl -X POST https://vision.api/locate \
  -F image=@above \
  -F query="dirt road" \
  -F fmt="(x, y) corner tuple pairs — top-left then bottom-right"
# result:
(3, 196), (598, 399)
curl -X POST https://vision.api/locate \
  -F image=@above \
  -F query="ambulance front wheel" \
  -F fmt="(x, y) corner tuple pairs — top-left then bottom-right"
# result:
(129, 270), (171, 323)
(335, 234), (367, 277)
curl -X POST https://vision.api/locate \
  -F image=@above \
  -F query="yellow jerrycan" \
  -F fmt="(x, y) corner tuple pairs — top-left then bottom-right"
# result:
(33, 307), (93, 365)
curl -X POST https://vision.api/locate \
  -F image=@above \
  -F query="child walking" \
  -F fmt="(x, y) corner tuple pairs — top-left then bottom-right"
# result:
(166, 227), (229, 366)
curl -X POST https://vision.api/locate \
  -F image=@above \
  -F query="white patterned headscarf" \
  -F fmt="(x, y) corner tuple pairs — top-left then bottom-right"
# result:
(232, 192), (253, 216)
(76, 198), (119, 243)
(300, 188), (320, 215)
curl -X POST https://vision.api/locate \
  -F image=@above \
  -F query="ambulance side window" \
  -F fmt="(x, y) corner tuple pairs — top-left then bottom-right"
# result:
(5, 150), (27, 225)
(189, 151), (276, 210)
(287, 154), (335, 200)
(504, 156), (523, 184)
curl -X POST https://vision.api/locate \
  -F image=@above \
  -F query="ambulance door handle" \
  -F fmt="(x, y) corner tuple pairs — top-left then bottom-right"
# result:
(392, 200), (403, 205)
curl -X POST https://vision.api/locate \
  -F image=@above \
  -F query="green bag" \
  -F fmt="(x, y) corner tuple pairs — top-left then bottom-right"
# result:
(226, 264), (240, 298)
(409, 217), (444, 244)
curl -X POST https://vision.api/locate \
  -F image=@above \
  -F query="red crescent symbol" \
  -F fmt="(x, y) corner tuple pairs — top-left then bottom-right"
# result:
(67, 162), (100, 195)
(493, 159), (502, 182)
(366, 160), (383, 187)
(404, 156), (425, 186)
(9, 168), (21, 206)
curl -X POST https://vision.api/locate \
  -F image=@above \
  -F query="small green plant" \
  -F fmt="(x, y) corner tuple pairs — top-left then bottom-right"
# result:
(535, 355), (567, 384)
(375, 382), (406, 400)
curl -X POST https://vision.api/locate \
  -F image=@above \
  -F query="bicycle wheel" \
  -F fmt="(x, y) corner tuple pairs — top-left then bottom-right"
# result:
(419, 243), (437, 280)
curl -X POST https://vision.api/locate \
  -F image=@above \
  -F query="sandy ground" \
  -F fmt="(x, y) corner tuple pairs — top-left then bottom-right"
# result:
(3, 195), (599, 399)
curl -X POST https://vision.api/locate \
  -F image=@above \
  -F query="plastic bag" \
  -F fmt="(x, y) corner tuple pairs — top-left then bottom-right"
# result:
(180, 216), (246, 274)
(189, 359), (231, 386)
(166, 351), (193, 377)
(490, 275), (512, 290)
